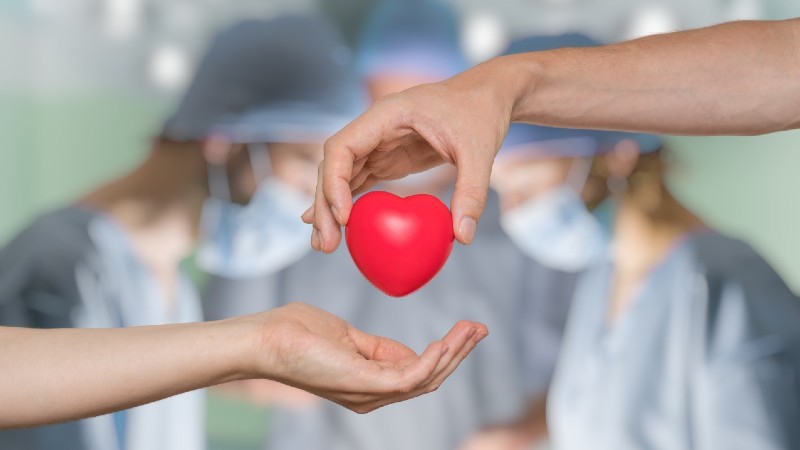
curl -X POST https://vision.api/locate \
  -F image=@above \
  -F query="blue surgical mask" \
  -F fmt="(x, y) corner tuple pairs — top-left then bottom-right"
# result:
(500, 158), (608, 272)
(197, 146), (313, 278)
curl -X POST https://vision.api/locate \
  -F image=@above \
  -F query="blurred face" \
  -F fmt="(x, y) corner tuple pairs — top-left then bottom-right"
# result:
(490, 139), (647, 213)
(223, 142), (322, 204)
(583, 140), (645, 211)
(490, 157), (574, 212)
(268, 142), (324, 197)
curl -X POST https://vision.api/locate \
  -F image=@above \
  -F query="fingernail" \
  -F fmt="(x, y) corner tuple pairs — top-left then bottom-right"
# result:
(458, 217), (477, 244)
(331, 205), (342, 224)
(441, 344), (449, 356)
(475, 332), (488, 342)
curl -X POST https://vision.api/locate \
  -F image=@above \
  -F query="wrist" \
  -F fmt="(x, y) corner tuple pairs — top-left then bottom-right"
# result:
(214, 314), (274, 382)
(485, 52), (549, 126)
(496, 52), (548, 124)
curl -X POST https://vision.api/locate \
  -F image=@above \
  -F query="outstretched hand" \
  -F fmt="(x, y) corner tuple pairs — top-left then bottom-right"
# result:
(302, 61), (517, 253)
(250, 303), (488, 413)
(0, 303), (486, 429)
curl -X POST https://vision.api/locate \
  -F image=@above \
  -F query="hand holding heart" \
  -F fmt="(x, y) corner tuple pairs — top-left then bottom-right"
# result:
(301, 70), (513, 253)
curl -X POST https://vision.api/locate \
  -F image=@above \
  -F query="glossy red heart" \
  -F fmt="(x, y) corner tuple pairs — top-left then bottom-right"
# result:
(345, 191), (455, 297)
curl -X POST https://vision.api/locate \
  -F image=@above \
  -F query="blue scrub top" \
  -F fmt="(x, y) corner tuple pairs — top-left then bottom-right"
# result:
(548, 231), (800, 450)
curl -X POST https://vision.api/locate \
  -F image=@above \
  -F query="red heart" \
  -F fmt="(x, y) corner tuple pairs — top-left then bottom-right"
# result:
(345, 191), (455, 297)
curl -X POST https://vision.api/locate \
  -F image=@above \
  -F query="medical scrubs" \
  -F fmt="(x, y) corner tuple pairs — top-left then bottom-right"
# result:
(0, 207), (205, 450)
(549, 231), (800, 450)
(204, 191), (579, 450)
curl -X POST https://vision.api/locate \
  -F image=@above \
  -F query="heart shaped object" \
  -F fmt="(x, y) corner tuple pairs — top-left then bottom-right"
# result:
(345, 191), (455, 297)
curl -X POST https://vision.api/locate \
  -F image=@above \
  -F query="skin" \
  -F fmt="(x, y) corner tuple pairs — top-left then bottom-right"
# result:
(0, 303), (487, 429)
(269, 142), (325, 197)
(2, 139), (488, 429)
(305, 18), (800, 252)
(213, 140), (326, 407)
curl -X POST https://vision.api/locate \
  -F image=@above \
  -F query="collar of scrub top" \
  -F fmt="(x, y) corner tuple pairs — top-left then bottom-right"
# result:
(355, 0), (469, 81)
(161, 15), (366, 143)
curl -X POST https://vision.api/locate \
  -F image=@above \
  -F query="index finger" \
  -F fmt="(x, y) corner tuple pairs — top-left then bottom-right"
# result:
(318, 97), (402, 229)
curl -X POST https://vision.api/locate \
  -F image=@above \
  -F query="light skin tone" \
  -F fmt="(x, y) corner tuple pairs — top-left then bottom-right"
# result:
(2, 139), (488, 429)
(269, 142), (325, 197)
(0, 303), (487, 429)
(226, 79), (462, 408)
(304, 18), (800, 252)
(214, 140), (326, 408)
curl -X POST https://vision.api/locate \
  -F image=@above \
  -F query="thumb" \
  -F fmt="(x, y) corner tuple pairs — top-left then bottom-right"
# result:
(450, 151), (494, 245)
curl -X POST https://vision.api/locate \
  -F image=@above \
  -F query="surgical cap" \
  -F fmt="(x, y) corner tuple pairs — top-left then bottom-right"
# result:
(355, 0), (468, 81)
(162, 16), (366, 144)
(499, 33), (662, 160)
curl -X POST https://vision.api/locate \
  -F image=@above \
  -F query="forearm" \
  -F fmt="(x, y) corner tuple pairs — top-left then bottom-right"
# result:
(502, 19), (800, 135)
(0, 319), (254, 429)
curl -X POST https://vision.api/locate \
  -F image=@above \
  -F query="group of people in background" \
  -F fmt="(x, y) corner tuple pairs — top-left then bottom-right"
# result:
(1, 1), (798, 450)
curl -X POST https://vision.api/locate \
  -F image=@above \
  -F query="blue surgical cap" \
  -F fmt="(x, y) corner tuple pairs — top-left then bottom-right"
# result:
(355, 0), (468, 81)
(499, 33), (662, 159)
(162, 16), (366, 144)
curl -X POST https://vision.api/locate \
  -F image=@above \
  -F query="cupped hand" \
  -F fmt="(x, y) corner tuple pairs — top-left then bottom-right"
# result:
(303, 61), (516, 253)
(248, 303), (488, 413)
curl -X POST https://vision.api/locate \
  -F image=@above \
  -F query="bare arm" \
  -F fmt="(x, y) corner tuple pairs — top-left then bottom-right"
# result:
(509, 18), (800, 135)
(307, 19), (800, 252)
(0, 303), (487, 429)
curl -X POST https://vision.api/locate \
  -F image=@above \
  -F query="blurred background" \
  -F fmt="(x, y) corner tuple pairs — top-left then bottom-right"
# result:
(0, 1), (798, 449)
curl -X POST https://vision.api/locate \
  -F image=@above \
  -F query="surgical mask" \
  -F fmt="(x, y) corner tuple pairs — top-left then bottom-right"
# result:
(500, 158), (607, 272)
(197, 145), (313, 278)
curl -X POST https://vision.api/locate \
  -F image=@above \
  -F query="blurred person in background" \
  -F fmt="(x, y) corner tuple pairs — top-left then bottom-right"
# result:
(545, 139), (800, 449)
(205, 3), (578, 450)
(0, 16), (364, 450)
